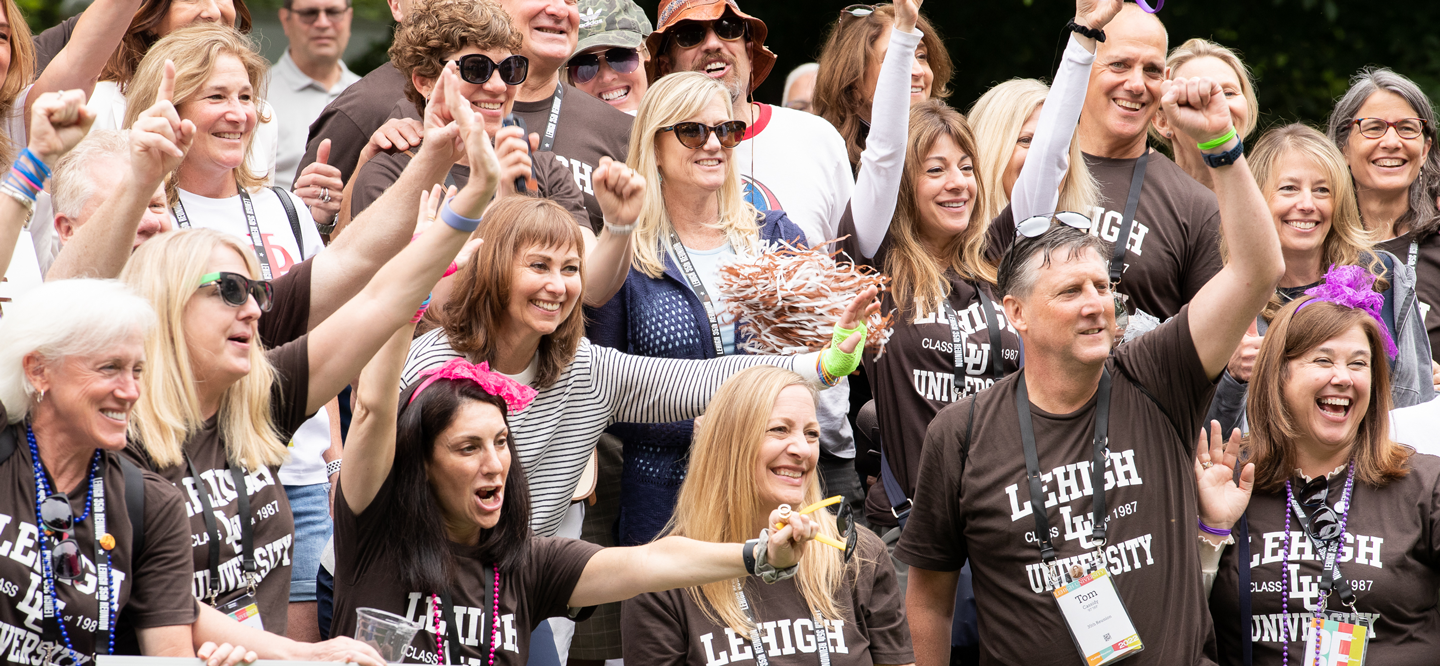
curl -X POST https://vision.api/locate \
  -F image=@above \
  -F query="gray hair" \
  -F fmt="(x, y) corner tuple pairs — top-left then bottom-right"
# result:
(0, 279), (156, 423)
(997, 225), (1110, 302)
(781, 62), (818, 106)
(1326, 67), (1440, 237)
(51, 130), (129, 220)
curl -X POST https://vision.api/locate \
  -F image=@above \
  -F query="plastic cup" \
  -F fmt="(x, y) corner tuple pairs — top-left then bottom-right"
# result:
(354, 607), (422, 662)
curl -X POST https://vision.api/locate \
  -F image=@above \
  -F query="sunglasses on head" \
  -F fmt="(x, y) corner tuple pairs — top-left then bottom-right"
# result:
(841, 4), (879, 20)
(39, 494), (82, 581)
(1015, 211), (1093, 239)
(657, 121), (747, 149)
(197, 271), (273, 312)
(668, 16), (748, 50)
(1298, 477), (1343, 542)
(568, 47), (641, 84)
(447, 54), (529, 86)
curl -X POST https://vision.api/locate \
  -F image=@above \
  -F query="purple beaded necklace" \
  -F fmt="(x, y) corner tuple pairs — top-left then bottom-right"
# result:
(1279, 462), (1356, 666)
(431, 564), (501, 665)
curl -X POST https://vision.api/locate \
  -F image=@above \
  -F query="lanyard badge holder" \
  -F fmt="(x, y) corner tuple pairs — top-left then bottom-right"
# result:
(188, 457), (265, 629)
(1290, 467), (1370, 665)
(1017, 370), (1142, 665)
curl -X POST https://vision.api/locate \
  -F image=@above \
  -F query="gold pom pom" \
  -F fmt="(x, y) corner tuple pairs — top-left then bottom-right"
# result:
(99, 533), (116, 551)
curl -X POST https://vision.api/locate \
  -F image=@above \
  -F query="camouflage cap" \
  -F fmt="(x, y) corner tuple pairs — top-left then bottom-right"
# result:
(573, 0), (654, 55)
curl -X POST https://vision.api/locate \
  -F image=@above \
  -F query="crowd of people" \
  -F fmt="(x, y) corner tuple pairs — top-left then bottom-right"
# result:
(1, 0), (1439, 664)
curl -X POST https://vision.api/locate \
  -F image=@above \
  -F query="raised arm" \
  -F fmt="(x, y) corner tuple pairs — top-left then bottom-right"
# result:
(1166, 76), (1285, 378)
(24, 0), (143, 132)
(850, 0), (922, 259)
(1009, 0), (1121, 222)
(304, 65), (499, 414)
(0, 90), (93, 278)
(339, 321), (415, 515)
(46, 62), (191, 281)
(581, 156), (643, 307)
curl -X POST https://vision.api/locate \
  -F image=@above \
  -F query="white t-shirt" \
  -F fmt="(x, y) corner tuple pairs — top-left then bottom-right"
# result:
(1391, 398), (1440, 455)
(732, 103), (854, 249)
(171, 187), (323, 277)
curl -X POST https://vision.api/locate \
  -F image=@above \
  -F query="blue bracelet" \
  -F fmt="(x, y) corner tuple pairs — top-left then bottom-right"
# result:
(439, 197), (482, 233)
(11, 160), (44, 189)
(19, 148), (51, 180)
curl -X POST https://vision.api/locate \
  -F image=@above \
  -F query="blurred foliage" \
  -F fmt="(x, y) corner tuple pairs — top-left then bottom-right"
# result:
(17, 0), (66, 35)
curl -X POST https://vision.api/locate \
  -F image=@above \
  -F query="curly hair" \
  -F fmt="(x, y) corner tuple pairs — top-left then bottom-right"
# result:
(389, 0), (523, 117)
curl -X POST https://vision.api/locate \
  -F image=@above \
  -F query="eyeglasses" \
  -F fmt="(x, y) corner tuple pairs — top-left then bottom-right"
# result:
(1297, 477), (1343, 541)
(447, 54), (529, 86)
(1351, 117), (1428, 140)
(287, 6), (349, 24)
(39, 494), (83, 581)
(197, 271), (273, 312)
(667, 16), (748, 50)
(657, 121), (747, 149)
(1015, 211), (1093, 238)
(567, 48), (641, 84)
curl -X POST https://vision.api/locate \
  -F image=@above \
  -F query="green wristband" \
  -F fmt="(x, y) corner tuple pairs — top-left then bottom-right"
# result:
(1197, 127), (1237, 151)
(821, 323), (867, 382)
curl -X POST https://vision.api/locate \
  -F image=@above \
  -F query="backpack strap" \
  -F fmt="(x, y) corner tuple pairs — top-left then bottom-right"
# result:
(117, 456), (147, 559)
(271, 186), (304, 258)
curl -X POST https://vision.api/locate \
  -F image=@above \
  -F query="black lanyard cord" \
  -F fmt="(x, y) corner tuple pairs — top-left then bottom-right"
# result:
(667, 231), (727, 357)
(1110, 151), (1148, 285)
(173, 187), (275, 280)
(941, 283), (1007, 395)
(1015, 368), (1112, 564)
(186, 456), (257, 602)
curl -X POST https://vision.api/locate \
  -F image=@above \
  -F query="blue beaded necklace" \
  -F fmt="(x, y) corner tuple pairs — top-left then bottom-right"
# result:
(25, 423), (116, 661)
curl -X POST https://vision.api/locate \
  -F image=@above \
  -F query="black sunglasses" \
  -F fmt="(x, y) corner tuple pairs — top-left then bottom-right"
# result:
(837, 503), (858, 562)
(39, 494), (83, 581)
(447, 54), (529, 86)
(197, 271), (273, 312)
(668, 16), (748, 50)
(657, 121), (747, 149)
(1016, 211), (1093, 238)
(1298, 477), (1343, 541)
(568, 47), (641, 85)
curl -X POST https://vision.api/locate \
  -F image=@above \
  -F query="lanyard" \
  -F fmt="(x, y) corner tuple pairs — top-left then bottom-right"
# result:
(667, 231), (726, 357)
(539, 83), (564, 153)
(173, 187), (274, 280)
(1284, 469), (1357, 607)
(437, 588), (491, 665)
(941, 283), (1006, 388)
(30, 443), (112, 662)
(1110, 151), (1149, 285)
(1015, 369), (1111, 565)
(1408, 239), (1419, 272)
(732, 580), (830, 666)
(186, 456), (257, 603)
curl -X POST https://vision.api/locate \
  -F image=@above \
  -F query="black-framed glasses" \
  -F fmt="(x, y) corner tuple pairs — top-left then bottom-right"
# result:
(667, 16), (748, 50)
(447, 54), (529, 86)
(657, 120), (747, 149)
(567, 47), (641, 84)
(197, 271), (273, 312)
(1015, 211), (1093, 239)
(1297, 477), (1342, 541)
(39, 494), (82, 581)
(1352, 117), (1428, 140)
(287, 6), (349, 24)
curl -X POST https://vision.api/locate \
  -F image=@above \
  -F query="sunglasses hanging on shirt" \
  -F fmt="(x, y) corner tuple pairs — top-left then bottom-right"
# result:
(447, 54), (529, 86)
(568, 47), (641, 84)
(39, 493), (83, 581)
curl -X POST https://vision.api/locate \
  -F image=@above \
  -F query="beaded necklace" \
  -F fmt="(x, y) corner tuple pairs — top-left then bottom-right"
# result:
(1279, 462), (1355, 666)
(25, 423), (116, 661)
(431, 564), (501, 665)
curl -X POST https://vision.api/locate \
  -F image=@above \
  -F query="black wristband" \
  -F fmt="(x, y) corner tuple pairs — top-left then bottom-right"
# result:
(1065, 19), (1105, 43)
(742, 539), (759, 575)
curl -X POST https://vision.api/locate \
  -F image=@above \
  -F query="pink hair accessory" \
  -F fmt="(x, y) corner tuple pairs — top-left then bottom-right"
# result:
(408, 357), (538, 413)
(1295, 264), (1398, 358)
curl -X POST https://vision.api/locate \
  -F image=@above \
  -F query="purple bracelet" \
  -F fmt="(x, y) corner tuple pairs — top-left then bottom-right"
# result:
(1135, 0), (1163, 12)
(1197, 518), (1231, 537)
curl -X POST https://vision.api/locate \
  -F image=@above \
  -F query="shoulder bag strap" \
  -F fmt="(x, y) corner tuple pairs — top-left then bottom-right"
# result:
(118, 456), (147, 559)
(271, 186), (303, 258)
(0, 424), (15, 464)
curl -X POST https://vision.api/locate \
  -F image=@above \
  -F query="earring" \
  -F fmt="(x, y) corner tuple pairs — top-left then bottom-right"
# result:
(36, 389), (44, 403)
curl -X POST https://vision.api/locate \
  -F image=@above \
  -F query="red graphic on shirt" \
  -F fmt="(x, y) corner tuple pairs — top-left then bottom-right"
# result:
(260, 233), (298, 276)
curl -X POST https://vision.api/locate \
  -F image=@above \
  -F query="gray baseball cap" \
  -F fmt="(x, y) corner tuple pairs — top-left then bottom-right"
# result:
(574, 0), (653, 55)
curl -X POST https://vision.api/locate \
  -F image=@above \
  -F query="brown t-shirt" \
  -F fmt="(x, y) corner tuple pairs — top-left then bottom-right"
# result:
(836, 224), (1021, 529)
(332, 472), (601, 664)
(1209, 452), (1440, 665)
(1380, 231), (1440, 363)
(33, 14), (78, 75)
(986, 151), (1223, 320)
(299, 62), (409, 186)
(123, 338), (311, 635)
(351, 145), (592, 233)
(511, 83), (633, 233)
(896, 307), (1218, 665)
(0, 410), (198, 661)
(620, 529), (912, 666)
(259, 256), (314, 349)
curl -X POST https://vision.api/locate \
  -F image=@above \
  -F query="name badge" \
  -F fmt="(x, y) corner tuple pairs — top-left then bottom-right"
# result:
(1051, 567), (1143, 666)
(1302, 616), (1370, 666)
(216, 592), (265, 630)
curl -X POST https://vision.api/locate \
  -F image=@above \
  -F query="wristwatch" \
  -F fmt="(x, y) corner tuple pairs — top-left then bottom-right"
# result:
(317, 213), (338, 235)
(1202, 137), (1245, 169)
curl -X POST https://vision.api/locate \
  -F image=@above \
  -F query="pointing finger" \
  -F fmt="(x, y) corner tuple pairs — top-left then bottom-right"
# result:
(159, 60), (177, 104)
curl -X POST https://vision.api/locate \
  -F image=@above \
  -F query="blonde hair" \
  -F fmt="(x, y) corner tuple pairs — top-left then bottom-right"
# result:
(120, 229), (289, 471)
(1150, 39), (1259, 149)
(668, 366), (850, 637)
(0, 0), (35, 168)
(968, 78), (1100, 226)
(123, 24), (273, 202)
(628, 72), (763, 279)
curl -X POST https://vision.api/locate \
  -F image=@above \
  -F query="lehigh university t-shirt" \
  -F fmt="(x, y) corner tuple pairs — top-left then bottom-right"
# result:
(621, 530), (912, 666)
(896, 307), (1217, 665)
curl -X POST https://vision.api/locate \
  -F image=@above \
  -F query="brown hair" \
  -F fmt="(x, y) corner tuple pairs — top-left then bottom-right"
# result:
(389, 0), (522, 117)
(0, 0), (35, 168)
(1246, 298), (1410, 492)
(812, 4), (952, 170)
(440, 197), (586, 389)
(883, 100), (993, 316)
(100, 0), (254, 89)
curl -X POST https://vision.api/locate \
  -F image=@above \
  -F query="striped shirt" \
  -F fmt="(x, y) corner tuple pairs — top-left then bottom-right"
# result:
(403, 329), (824, 537)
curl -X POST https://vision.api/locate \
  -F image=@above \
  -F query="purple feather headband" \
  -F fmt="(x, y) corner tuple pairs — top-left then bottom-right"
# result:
(1294, 264), (1398, 358)
(408, 358), (538, 414)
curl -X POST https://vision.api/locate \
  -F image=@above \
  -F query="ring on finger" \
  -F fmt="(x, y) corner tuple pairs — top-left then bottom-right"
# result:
(321, 187), (331, 203)
(1201, 461), (1214, 469)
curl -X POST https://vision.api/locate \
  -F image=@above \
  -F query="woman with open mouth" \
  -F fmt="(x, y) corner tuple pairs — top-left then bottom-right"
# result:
(622, 365), (913, 666)
(1196, 267), (1440, 665)
(332, 322), (822, 665)
(1204, 124), (1432, 437)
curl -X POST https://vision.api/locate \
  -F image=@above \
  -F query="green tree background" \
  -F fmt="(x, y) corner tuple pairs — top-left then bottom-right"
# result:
(23, 0), (1440, 131)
